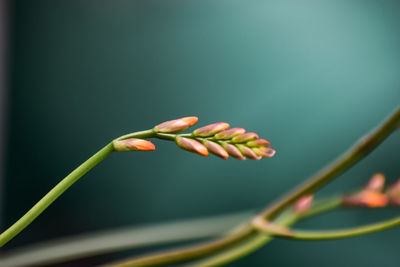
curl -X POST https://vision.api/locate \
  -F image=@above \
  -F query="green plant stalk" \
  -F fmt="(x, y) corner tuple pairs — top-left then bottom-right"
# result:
(108, 107), (400, 267)
(0, 130), (155, 247)
(188, 197), (341, 267)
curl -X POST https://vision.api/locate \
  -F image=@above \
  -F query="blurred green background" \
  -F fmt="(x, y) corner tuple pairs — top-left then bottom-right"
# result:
(1, 0), (400, 266)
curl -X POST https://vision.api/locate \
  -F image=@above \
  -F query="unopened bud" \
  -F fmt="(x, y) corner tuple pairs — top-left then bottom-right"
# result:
(294, 195), (313, 214)
(246, 139), (271, 147)
(203, 140), (229, 159)
(236, 144), (261, 160)
(214, 128), (246, 139)
(365, 173), (386, 192)
(232, 132), (259, 143)
(253, 147), (276, 158)
(154, 116), (198, 133)
(176, 137), (209, 156)
(193, 122), (230, 137)
(113, 138), (156, 152)
(222, 143), (245, 160)
(343, 190), (388, 208)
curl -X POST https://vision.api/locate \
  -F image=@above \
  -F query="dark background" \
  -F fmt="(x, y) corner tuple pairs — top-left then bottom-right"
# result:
(1, 0), (400, 266)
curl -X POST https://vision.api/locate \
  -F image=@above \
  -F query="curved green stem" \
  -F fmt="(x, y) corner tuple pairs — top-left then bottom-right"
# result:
(188, 197), (341, 267)
(0, 143), (114, 247)
(254, 216), (400, 241)
(0, 130), (155, 247)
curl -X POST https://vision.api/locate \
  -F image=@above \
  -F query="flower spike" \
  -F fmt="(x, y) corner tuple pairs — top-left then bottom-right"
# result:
(176, 137), (209, 156)
(113, 138), (156, 152)
(154, 116), (198, 133)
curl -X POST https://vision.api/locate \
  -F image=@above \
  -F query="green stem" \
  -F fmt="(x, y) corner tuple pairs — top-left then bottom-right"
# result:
(254, 215), (400, 241)
(0, 143), (114, 247)
(0, 130), (156, 247)
(188, 197), (341, 267)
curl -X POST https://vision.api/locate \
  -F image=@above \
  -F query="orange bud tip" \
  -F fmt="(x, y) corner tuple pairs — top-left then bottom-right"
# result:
(203, 140), (229, 159)
(232, 132), (259, 143)
(246, 139), (271, 147)
(154, 116), (198, 133)
(193, 122), (230, 137)
(176, 137), (209, 156)
(222, 143), (246, 160)
(294, 195), (313, 214)
(214, 128), (246, 139)
(113, 139), (156, 152)
(365, 173), (386, 192)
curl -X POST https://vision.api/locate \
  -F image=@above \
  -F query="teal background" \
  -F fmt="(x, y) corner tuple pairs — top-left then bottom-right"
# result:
(2, 0), (400, 266)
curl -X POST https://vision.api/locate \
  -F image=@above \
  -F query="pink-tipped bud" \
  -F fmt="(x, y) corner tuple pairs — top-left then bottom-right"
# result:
(246, 139), (271, 147)
(193, 122), (230, 137)
(237, 144), (261, 160)
(232, 132), (259, 143)
(387, 179), (400, 206)
(343, 190), (389, 208)
(113, 138), (156, 152)
(214, 128), (246, 139)
(176, 137), (209, 156)
(154, 116), (198, 133)
(222, 143), (246, 160)
(365, 173), (386, 192)
(294, 195), (313, 214)
(253, 147), (276, 158)
(203, 140), (229, 159)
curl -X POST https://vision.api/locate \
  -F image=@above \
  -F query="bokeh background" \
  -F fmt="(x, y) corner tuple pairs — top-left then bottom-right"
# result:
(1, 0), (400, 266)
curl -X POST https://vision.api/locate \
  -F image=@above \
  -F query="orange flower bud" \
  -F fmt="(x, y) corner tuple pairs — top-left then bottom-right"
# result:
(232, 132), (259, 143)
(113, 138), (156, 152)
(203, 140), (229, 159)
(246, 139), (271, 147)
(253, 147), (276, 158)
(294, 195), (313, 214)
(214, 128), (246, 139)
(193, 122), (230, 137)
(365, 173), (385, 192)
(343, 190), (389, 208)
(222, 143), (245, 160)
(236, 144), (261, 160)
(176, 137), (209, 156)
(154, 116), (198, 133)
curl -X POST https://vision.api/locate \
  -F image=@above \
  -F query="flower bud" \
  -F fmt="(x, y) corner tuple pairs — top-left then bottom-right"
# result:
(193, 122), (230, 137)
(236, 144), (261, 160)
(203, 140), (229, 159)
(343, 190), (388, 208)
(365, 173), (385, 192)
(154, 116), (198, 133)
(246, 139), (271, 147)
(113, 138), (156, 152)
(214, 128), (246, 139)
(294, 195), (313, 214)
(176, 137), (209, 156)
(232, 132), (259, 143)
(253, 147), (276, 158)
(222, 143), (245, 160)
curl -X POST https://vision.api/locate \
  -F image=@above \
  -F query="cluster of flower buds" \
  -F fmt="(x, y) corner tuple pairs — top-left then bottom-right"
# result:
(343, 173), (400, 208)
(154, 116), (276, 160)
